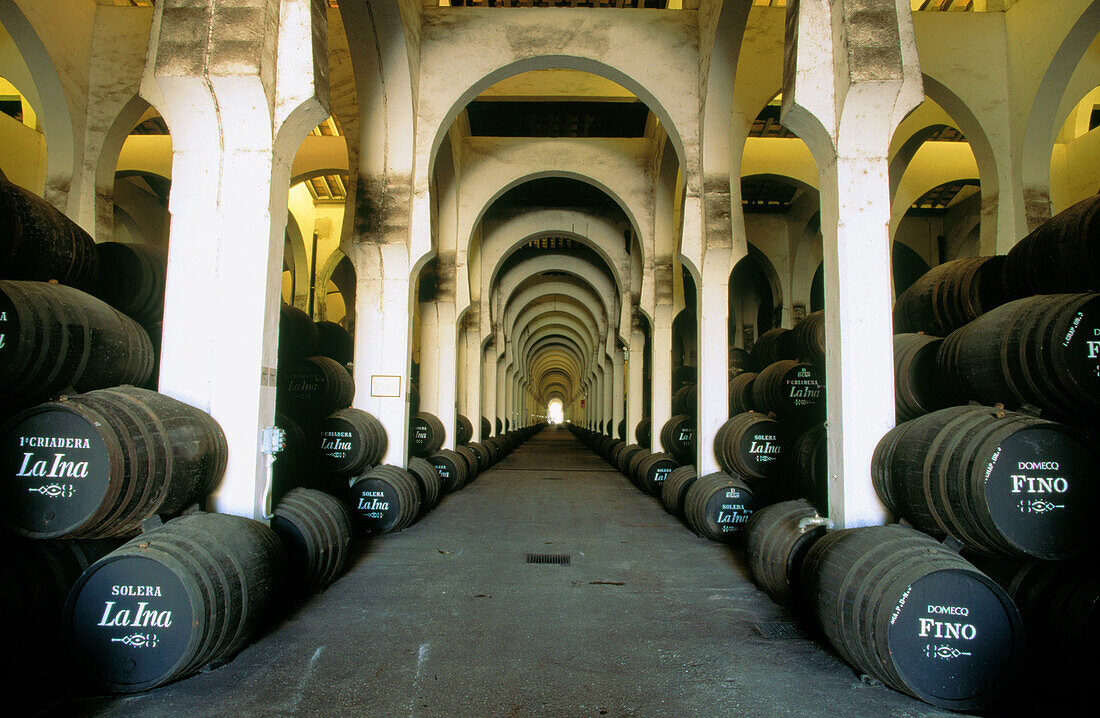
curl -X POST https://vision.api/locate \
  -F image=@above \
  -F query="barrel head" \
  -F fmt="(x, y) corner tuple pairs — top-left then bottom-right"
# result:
(886, 568), (1021, 709)
(348, 477), (402, 533)
(68, 554), (197, 692)
(1, 408), (114, 537)
(982, 426), (1098, 559)
(702, 483), (757, 541)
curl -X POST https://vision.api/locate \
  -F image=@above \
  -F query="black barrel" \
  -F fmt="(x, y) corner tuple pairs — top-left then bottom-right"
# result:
(1003, 193), (1100, 298)
(466, 441), (492, 472)
(935, 293), (1100, 422)
(616, 443), (644, 476)
(792, 423), (828, 512)
(970, 556), (1098, 708)
(406, 457), (442, 513)
(317, 408), (386, 476)
(455, 414), (473, 445)
(314, 320), (352, 365)
(65, 512), (285, 693)
(893, 256), (1006, 336)
(277, 355), (354, 420)
(800, 524), (1023, 710)
(751, 328), (797, 370)
(454, 445), (479, 483)
(481, 416), (492, 438)
(278, 303), (319, 361)
(271, 412), (313, 501)
(626, 448), (651, 485)
(632, 452), (677, 496)
(93, 242), (167, 325)
(671, 384), (696, 415)
(428, 449), (468, 493)
(672, 365), (696, 389)
(894, 333), (952, 422)
(659, 414), (695, 464)
(744, 499), (828, 606)
(1, 386), (227, 539)
(728, 371), (758, 415)
(872, 405), (1099, 560)
(792, 311), (826, 365)
(751, 360), (824, 424)
(0, 280), (154, 410)
(0, 173), (98, 291)
(683, 472), (757, 542)
(271, 487), (352, 595)
(347, 465), (421, 534)
(409, 412), (445, 457)
(495, 418), (503, 435)
(660, 465), (697, 518)
(634, 417), (651, 447)
(713, 412), (785, 482)
(729, 347), (751, 375)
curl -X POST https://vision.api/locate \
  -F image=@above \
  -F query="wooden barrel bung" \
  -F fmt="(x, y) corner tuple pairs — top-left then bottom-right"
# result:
(64, 512), (284, 693)
(317, 408), (386, 476)
(801, 525), (1023, 710)
(1, 386), (227, 539)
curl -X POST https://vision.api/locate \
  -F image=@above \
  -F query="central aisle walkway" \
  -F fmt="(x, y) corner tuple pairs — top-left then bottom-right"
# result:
(54, 427), (950, 717)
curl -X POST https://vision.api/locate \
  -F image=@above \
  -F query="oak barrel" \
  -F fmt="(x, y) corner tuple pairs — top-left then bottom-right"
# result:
(683, 472), (757, 542)
(271, 487), (352, 595)
(800, 524), (1023, 710)
(871, 405), (1099, 559)
(318, 408), (386, 476)
(276, 355), (354, 419)
(744, 499), (828, 606)
(65, 512), (285, 693)
(428, 449), (468, 493)
(347, 465), (421, 534)
(659, 414), (695, 465)
(93, 242), (167, 325)
(660, 465), (697, 518)
(0, 280), (154, 410)
(713, 412), (785, 483)
(1, 386), (227, 539)
(893, 256), (1006, 336)
(406, 457), (443, 513)
(632, 452), (677, 496)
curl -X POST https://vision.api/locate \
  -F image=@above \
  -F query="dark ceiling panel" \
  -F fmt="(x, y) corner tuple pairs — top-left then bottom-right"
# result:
(467, 101), (650, 138)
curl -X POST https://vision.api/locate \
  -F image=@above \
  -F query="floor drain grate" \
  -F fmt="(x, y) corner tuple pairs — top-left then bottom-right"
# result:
(525, 553), (571, 565)
(752, 622), (805, 640)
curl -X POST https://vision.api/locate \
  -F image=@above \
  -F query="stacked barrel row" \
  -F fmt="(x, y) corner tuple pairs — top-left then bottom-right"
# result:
(722, 311), (829, 511)
(742, 506), (1026, 712)
(569, 420), (759, 546)
(869, 194), (1100, 710)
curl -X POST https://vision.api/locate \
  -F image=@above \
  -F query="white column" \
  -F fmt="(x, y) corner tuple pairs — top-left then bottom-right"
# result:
(612, 349), (625, 439)
(352, 243), (412, 466)
(695, 270), (728, 474)
(781, 0), (922, 527)
(650, 304), (674, 452)
(626, 329), (645, 444)
(460, 320), (482, 442)
(419, 300), (457, 450)
(481, 340), (497, 439)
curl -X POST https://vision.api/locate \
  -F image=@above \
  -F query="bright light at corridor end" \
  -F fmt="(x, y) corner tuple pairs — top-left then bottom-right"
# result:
(547, 400), (564, 424)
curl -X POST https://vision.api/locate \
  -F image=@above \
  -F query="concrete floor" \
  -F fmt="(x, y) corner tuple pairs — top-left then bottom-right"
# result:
(37, 426), (955, 718)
